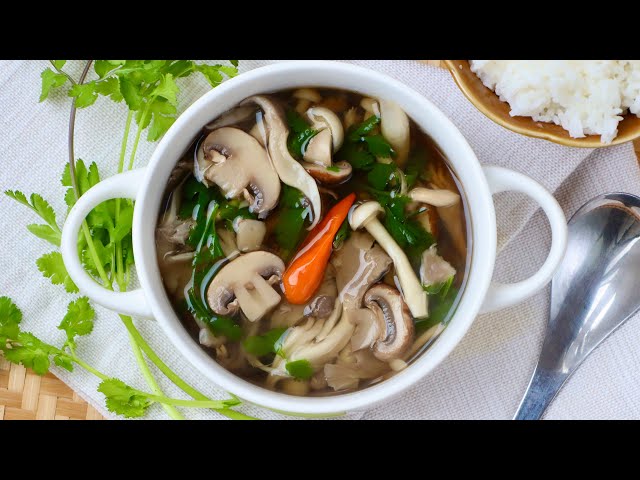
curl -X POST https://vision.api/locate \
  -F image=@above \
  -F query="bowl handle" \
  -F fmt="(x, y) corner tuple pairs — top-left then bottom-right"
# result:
(60, 168), (153, 318)
(480, 166), (567, 314)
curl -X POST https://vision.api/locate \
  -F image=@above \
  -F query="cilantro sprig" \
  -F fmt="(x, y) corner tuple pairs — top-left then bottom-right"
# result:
(3, 59), (255, 420)
(0, 297), (249, 419)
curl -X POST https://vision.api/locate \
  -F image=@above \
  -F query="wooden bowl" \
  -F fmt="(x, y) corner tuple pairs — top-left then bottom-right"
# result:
(444, 60), (640, 148)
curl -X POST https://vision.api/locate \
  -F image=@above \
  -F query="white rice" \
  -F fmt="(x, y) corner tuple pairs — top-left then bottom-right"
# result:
(469, 60), (640, 144)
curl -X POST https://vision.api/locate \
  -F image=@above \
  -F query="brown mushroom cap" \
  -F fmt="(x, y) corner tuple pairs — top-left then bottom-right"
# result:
(206, 251), (284, 322)
(196, 127), (280, 217)
(364, 284), (415, 361)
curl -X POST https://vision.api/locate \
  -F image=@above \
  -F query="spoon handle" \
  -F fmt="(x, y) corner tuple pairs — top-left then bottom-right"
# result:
(513, 367), (568, 420)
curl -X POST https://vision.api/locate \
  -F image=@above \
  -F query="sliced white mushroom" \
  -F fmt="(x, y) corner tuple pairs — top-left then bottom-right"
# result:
(206, 251), (284, 322)
(343, 107), (361, 131)
(349, 201), (428, 318)
(270, 305), (355, 378)
(232, 217), (266, 253)
(204, 105), (256, 131)
(306, 107), (344, 151)
(217, 227), (240, 260)
(242, 95), (322, 229)
(303, 128), (333, 167)
(409, 187), (460, 207)
(360, 98), (381, 117)
(379, 99), (410, 167)
(302, 161), (352, 184)
(363, 284), (415, 361)
(293, 88), (322, 102)
(195, 127), (280, 217)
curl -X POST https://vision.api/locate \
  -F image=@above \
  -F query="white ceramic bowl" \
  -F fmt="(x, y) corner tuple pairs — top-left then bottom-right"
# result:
(61, 61), (567, 417)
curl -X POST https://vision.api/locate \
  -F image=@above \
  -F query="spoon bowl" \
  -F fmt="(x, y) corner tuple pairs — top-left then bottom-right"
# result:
(515, 192), (640, 419)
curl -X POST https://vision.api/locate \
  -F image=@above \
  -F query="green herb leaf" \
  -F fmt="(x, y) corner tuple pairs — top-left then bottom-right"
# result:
(98, 378), (153, 418)
(243, 328), (286, 357)
(95, 77), (123, 103)
(51, 60), (66, 70)
(364, 135), (395, 158)
(337, 142), (375, 171)
(53, 354), (74, 372)
(415, 286), (459, 333)
(36, 251), (78, 293)
(39, 68), (68, 102)
(3, 332), (57, 375)
(58, 297), (95, 349)
(204, 315), (243, 342)
(118, 77), (144, 111)
(404, 146), (431, 188)
(5, 191), (60, 232)
(26, 224), (61, 246)
(381, 196), (435, 266)
(367, 163), (396, 190)
(273, 186), (309, 259)
(333, 219), (351, 249)
(286, 110), (318, 159)
(0, 296), (22, 341)
(423, 275), (454, 298)
(348, 115), (380, 141)
(69, 82), (99, 109)
(285, 359), (314, 380)
(153, 73), (178, 107)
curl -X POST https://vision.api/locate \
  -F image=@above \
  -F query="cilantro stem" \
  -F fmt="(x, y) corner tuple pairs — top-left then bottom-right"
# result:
(71, 355), (109, 381)
(119, 315), (207, 400)
(127, 97), (154, 171)
(127, 329), (184, 420)
(114, 111), (133, 290)
(117, 111), (133, 174)
(49, 60), (77, 86)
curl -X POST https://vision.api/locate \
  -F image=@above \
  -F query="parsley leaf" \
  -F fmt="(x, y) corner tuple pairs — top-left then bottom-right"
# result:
(348, 115), (380, 141)
(416, 285), (460, 333)
(243, 328), (286, 357)
(367, 163), (396, 190)
(5, 191), (60, 232)
(98, 378), (153, 418)
(36, 251), (78, 293)
(51, 60), (66, 70)
(69, 83), (99, 108)
(381, 195), (435, 267)
(203, 315), (243, 342)
(285, 359), (314, 380)
(39, 68), (68, 102)
(0, 296), (22, 341)
(58, 297), (95, 349)
(273, 185), (310, 259)
(152, 73), (178, 106)
(26, 224), (61, 246)
(3, 332), (57, 375)
(364, 135), (395, 158)
(286, 110), (318, 159)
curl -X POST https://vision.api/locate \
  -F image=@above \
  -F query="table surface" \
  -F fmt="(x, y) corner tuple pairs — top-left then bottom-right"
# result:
(1, 61), (639, 421)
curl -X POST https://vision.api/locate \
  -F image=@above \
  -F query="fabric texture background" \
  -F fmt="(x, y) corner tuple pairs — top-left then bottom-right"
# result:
(0, 60), (638, 419)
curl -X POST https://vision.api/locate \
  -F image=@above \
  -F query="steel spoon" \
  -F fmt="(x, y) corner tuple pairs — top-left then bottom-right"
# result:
(514, 192), (640, 420)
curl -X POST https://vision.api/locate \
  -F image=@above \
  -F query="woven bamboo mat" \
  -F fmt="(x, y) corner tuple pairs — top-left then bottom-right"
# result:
(2, 60), (639, 421)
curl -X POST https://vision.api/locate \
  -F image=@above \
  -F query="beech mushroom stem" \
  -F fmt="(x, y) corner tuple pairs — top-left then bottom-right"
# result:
(349, 202), (428, 318)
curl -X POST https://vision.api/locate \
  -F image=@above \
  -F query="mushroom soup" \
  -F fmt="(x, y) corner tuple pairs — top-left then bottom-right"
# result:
(156, 88), (469, 396)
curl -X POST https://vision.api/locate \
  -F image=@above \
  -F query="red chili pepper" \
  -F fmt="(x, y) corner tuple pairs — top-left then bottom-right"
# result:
(282, 193), (356, 304)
